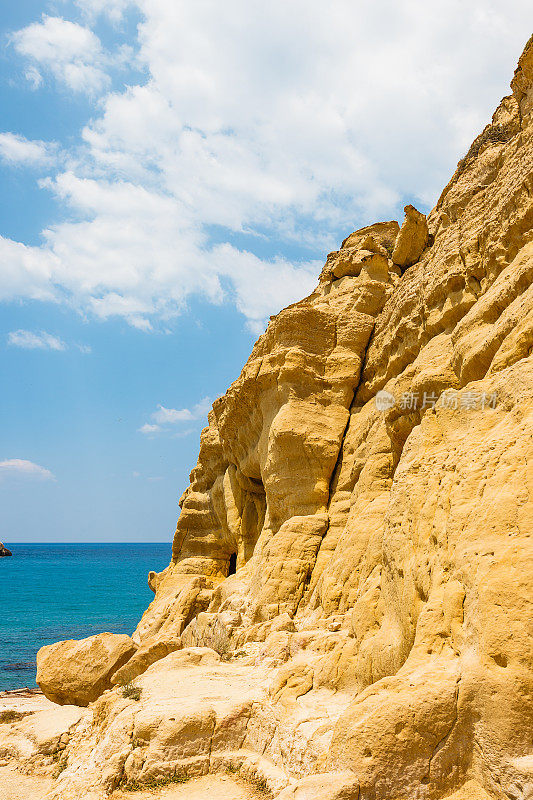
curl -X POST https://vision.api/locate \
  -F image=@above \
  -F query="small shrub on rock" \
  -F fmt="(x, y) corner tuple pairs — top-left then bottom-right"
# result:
(121, 682), (142, 701)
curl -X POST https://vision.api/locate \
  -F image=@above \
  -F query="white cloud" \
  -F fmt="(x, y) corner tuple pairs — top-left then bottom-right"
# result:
(0, 133), (56, 166)
(152, 406), (193, 424)
(152, 397), (211, 424)
(12, 15), (114, 95)
(0, 459), (55, 481)
(0, 237), (58, 303)
(6, 330), (91, 352)
(24, 65), (43, 89)
(7, 330), (66, 351)
(2, 2), (532, 332)
(75, 0), (134, 23)
(139, 397), (211, 435)
(138, 423), (161, 435)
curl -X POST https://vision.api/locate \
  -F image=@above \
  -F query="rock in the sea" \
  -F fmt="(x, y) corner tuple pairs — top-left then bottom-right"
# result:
(0, 542), (12, 557)
(36, 633), (137, 706)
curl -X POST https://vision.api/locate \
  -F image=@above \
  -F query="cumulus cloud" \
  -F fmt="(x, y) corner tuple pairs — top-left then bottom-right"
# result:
(7, 330), (66, 350)
(0, 237), (58, 304)
(11, 15), (116, 94)
(139, 397), (212, 435)
(0, 133), (56, 166)
(0, 459), (55, 481)
(2, 1), (532, 332)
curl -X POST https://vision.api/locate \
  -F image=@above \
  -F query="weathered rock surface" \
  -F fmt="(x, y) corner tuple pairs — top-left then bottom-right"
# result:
(0, 542), (12, 557)
(0, 692), (86, 778)
(36, 633), (137, 706)
(275, 771), (359, 799)
(0, 765), (53, 800)
(11, 38), (533, 800)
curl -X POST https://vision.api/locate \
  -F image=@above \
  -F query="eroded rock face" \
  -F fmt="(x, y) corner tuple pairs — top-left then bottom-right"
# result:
(36, 633), (137, 706)
(0, 693), (86, 777)
(33, 40), (533, 800)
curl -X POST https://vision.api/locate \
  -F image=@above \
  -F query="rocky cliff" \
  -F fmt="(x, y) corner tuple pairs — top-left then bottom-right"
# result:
(21, 38), (533, 800)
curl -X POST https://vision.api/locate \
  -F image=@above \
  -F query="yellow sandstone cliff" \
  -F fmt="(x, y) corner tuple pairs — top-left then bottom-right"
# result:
(25, 37), (533, 800)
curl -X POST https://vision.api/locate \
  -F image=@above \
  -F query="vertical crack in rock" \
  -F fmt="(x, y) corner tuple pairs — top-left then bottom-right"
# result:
(424, 675), (462, 785)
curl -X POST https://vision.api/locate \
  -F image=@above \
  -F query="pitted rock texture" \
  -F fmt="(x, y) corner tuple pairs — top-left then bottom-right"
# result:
(24, 39), (533, 800)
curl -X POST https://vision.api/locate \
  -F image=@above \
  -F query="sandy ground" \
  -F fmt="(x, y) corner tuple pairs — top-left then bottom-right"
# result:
(0, 688), (48, 712)
(0, 767), (263, 800)
(0, 765), (53, 800)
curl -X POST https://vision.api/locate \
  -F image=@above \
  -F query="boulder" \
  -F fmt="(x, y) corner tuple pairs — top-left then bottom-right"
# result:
(0, 542), (12, 557)
(36, 633), (137, 706)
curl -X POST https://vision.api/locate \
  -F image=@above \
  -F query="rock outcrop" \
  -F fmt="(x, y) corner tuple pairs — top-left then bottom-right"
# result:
(391, 203), (430, 268)
(14, 38), (533, 800)
(0, 542), (12, 557)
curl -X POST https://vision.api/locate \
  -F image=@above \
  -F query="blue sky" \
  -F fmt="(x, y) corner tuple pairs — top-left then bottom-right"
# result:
(0, 0), (530, 542)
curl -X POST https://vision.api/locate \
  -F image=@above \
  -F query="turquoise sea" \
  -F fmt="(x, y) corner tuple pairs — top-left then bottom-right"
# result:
(0, 543), (171, 691)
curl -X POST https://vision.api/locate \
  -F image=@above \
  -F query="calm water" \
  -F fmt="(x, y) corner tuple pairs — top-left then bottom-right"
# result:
(0, 543), (170, 691)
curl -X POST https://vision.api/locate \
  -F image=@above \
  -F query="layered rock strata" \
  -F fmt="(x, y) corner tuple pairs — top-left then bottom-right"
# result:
(28, 38), (533, 800)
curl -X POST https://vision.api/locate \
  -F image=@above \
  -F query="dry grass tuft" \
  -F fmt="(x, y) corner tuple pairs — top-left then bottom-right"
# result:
(456, 122), (515, 176)
(118, 772), (190, 792)
(120, 682), (142, 701)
